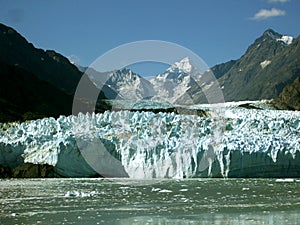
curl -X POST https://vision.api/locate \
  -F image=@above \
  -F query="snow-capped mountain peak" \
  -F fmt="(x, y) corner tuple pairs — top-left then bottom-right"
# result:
(90, 68), (156, 101)
(264, 29), (294, 45)
(167, 57), (193, 73)
(263, 29), (280, 40)
(149, 57), (200, 103)
(263, 29), (293, 45)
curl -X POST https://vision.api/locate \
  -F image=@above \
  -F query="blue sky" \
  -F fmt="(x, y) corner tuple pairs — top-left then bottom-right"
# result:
(0, 0), (299, 76)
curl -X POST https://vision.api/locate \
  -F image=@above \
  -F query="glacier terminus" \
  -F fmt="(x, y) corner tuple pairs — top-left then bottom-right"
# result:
(1, 102), (299, 178)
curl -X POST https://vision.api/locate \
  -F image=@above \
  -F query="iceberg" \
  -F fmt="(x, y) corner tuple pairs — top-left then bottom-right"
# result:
(0, 106), (299, 178)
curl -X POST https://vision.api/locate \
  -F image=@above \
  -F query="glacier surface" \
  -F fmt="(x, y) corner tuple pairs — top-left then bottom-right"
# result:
(0, 106), (299, 178)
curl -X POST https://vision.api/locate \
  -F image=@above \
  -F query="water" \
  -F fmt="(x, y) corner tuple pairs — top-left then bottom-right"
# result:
(0, 178), (299, 225)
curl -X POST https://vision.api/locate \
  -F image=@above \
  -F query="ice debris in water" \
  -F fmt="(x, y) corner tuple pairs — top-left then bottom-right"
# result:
(64, 190), (97, 197)
(151, 188), (161, 192)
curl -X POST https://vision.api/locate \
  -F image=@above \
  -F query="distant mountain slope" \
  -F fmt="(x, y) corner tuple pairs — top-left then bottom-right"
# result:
(1, 22), (299, 118)
(219, 30), (300, 101)
(189, 29), (299, 103)
(0, 23), (82, 94)
(150, 57), (202, 103)
(88, 58), (204, 104)
(89, 68), (154, 100)
(0, 63), (72, 122)
(0, 23), (113, 122)
(273, 76), (300, 110)
(85, 29), (300, 108)
(211, 60), (236, 79)
(218, 29), (298, 101)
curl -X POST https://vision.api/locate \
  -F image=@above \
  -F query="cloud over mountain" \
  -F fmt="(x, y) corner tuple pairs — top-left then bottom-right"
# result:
(268, 0), (289, 3)
(252, 8), (286, 20)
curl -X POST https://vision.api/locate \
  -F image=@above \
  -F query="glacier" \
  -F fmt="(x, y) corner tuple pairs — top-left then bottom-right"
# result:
(0, 105), (300, 178)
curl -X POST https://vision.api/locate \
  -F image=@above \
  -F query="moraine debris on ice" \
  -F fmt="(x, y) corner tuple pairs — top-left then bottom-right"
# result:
(0, 103), (300, 178)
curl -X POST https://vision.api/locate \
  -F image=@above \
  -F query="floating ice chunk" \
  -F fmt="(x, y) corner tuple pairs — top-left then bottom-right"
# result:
(64, 190), (97, 197)
(119, 186), (130, 190)
(181, 197), (189, 202)
(151, 188), (161, 192)
(275, 178), (295, 183)
(65, 191), (79, 197)
(179, 189), (188, 192)
(158, 189), (172, 193)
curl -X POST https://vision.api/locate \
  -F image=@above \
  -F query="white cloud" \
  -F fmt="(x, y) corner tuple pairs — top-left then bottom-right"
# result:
(268, 0), (289, 3)
(251, 8), (286, 20)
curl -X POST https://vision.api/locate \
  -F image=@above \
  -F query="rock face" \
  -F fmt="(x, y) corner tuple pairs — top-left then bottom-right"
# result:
(90, 29), (300, 105)
(90, 68), (155, 100)
(189, 29), (300, 103)
(0, 23), (113, 123)
(0, 63), (73, 122)
(0, 23), (82, 93)
(149, 57), (202, 103)
(274, 76), (300, 110)
(0, 163), (55, 178)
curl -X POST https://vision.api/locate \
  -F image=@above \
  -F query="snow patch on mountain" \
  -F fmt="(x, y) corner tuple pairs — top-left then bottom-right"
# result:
(167, 57), (193, 74)
(277, 35), (293, 45)
(260, 60), (272, 69)
(92, 68), (156, 100)
(87, 57), (203, 104)
(264, 30), (293, 45)
(149, 57), (202, 103)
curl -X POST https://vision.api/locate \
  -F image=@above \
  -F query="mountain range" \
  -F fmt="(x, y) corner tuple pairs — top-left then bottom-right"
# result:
(188, 29), (300, 104)
(87, 57), (204, 104)
(88, 28), (299, 107)
(0, 23), (299, 122)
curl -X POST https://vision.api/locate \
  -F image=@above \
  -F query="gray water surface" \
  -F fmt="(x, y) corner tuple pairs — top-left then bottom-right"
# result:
(0, 178), (299, 224)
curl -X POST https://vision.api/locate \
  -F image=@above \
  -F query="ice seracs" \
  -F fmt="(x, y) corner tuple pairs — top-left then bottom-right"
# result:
(0, 104), (300, 178)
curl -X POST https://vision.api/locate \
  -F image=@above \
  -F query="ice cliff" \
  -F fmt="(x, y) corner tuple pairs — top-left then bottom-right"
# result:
(0, 107), (299, 178)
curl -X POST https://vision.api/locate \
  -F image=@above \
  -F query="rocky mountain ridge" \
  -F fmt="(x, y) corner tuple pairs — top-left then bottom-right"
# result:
(0, 23), (111, 122)
(86, 29), (299, 108)
(188, 29), (299, 104)
(1, 22), (299, 124)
